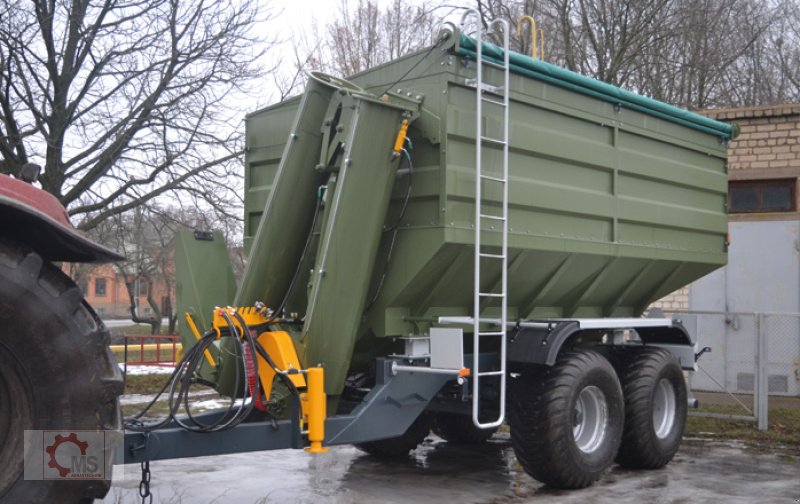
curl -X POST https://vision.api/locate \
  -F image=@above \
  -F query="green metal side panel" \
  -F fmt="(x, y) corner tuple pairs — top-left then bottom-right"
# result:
(242, 97), (300, 254)
(346, 30), (728, 339)
(174, 231), (237, 383)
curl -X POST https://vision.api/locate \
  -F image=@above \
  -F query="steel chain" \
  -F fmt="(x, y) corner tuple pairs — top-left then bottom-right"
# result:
(139, 459), (152, 504)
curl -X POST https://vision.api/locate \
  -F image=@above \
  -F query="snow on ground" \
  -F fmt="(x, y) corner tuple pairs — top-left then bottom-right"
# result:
(103, 318), (169, 328)
(119, 390), (219, 406)
(119, 364), (175, 375)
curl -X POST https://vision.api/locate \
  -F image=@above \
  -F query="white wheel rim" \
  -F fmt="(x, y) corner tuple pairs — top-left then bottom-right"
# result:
(572, 385), (608, 453)
(653, 378), (676, 439)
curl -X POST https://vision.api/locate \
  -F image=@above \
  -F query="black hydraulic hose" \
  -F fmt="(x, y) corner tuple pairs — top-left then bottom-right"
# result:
(126, 312), (260, 433)
(383, 149), (413, 233)
(125, 329), (217, 432)
(365, 148), (413, 312)
(175, 311), (257, 432)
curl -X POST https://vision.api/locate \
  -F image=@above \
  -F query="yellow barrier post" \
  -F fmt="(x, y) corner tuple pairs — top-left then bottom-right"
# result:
(304, 367), (328, 453)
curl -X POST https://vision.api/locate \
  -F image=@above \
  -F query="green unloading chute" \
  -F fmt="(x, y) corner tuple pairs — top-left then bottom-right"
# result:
(179, 72), (417, 397)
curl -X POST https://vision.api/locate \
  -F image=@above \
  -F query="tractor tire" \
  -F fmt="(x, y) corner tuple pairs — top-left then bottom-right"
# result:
(433, 412), (497, 444)
(355, 412), (432, 457)
(0, 242), (123, 504)
(615, 347), (687, 469)
(509, 350), (624, 489)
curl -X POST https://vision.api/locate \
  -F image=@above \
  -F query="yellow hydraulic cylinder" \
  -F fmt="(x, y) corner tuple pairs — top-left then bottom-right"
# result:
(304, 367), (328, 453)
(392, 118), (410, 156)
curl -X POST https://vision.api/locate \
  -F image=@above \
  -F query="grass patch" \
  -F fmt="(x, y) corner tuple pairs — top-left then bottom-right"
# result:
(685, 403), (800, 453)
(122, 400), (173, 419)
(124, 372), (175, 395)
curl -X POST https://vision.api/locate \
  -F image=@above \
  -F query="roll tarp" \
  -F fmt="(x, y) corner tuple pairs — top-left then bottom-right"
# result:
(457, 34), (734, 139)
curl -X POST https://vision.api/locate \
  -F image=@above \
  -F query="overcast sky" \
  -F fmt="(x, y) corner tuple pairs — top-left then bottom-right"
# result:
(257, 0), (468, 105)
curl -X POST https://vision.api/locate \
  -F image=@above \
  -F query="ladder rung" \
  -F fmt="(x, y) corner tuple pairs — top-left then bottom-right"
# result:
(481, 97), (507, 107)
(478, 252), (505, 259)
(480, 174), (506, 183)
(478, 371), (505, 377)
(479, 292), (505, 298)
(480, 136), (507, 146)
(479, 214), (506, 221)
(483, 59), (507, 70)
(478, 331), (505, 336)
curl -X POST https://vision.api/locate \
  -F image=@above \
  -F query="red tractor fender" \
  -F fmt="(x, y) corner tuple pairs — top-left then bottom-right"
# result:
(0, 173), (123, 263)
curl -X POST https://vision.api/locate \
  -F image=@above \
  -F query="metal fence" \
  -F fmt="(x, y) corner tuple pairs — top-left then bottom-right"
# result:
(113, 334), (181, 367)
(664, 310), (800, 430)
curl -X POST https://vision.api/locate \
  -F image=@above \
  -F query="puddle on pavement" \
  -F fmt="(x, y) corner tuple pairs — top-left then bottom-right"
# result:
(103, 435), (800, 503)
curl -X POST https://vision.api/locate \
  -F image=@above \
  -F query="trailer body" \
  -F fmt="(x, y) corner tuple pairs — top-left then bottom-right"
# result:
(225, 26), (729, 399)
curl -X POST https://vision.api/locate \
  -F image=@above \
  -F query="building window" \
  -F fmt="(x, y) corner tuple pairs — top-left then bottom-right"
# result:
(95, 278), (107, 297)
(79, 280), (89, 295)
(729, 179), (796, 213)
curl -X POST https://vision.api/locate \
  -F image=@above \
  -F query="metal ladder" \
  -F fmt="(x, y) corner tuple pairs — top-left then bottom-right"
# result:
(461, 10), (510, 430)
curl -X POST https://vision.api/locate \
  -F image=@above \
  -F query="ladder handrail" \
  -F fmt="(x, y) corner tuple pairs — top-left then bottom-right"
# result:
(461, 9), (510, 430)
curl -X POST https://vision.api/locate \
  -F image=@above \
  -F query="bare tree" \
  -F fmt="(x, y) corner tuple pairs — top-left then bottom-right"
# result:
(321, 0), (442, 77)
(476, 0), (799, 108)
(0, 0), (270, 230)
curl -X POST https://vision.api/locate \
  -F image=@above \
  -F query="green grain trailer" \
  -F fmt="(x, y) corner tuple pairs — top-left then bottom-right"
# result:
(0, 13), (732, 502)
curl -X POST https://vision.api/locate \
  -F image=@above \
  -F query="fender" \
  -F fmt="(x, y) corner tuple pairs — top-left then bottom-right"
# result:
(507, 318), (695, 369)
(0, 173), (123, 263)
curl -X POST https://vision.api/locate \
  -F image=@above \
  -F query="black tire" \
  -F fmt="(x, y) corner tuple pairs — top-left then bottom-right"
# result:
(0, 242), (123, 504)
(433, 412), (497, 444)
(615, 347), (687, 469)
(355, 412), (432, 457)
(509, 350), (624, 489)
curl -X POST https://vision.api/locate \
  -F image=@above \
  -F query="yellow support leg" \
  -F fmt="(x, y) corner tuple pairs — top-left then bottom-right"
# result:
(304, 367), (328, 453)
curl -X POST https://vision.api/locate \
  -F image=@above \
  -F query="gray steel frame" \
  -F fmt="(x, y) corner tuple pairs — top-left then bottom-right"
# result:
(124, 319), (696, 463)
(124, 359), (450, 463)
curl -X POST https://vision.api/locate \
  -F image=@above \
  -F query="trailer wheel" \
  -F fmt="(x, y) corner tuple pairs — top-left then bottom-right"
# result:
(355, 412), (432, 457)
(433, 412), (497, 444)
(509, 350), (624, 489)
(615, 347), (687, 469)
(0, 242), (122, 503)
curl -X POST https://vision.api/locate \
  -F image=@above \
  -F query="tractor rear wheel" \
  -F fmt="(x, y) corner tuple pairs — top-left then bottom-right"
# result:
(433, 412), (497, 444)
(0, 242), (122, 504)
(509, 350), (624, 489)
(615, 347), (687, 469)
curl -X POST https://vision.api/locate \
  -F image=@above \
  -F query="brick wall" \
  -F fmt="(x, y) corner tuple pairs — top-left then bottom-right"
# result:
(707, 104), (800, 222)
(649, 286), (689, 313)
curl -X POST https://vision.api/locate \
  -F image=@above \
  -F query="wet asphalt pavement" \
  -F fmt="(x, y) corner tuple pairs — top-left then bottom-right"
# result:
(102, 435), (800, 503)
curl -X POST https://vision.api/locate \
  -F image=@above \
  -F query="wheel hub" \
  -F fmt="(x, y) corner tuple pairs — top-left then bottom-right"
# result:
(652, 378), (676, 439)
(572, 385), (608, 454)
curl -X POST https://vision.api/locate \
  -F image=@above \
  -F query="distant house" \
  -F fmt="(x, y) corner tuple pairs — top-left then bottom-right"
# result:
(67, 262), (172, 320)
